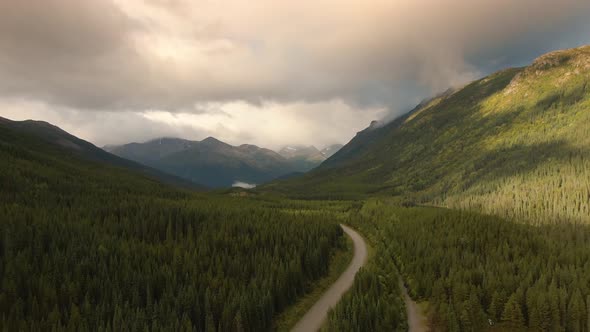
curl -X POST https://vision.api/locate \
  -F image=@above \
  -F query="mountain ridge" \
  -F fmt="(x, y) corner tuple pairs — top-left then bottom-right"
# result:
(267, 44), (590, 224)
(106, 137), (343, 187)
(106, 137), (299, 187)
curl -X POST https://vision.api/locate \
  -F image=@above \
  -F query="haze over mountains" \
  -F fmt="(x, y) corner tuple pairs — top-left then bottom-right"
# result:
(277, 144), (343, 172)
(105, 138), (341, 188)
(320, 144), (345, 158)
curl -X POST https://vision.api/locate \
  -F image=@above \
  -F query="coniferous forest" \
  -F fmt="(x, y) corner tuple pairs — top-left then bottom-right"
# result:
(0, 125), (345, 331)
(326, 200), (590, 331)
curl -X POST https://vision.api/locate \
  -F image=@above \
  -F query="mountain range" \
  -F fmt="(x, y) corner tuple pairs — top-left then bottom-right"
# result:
(0, 114), (343, 189)
(105, 138), (342, 188)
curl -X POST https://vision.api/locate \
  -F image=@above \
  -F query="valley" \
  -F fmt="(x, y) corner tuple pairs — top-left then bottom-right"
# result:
(1, 40), (590, 332)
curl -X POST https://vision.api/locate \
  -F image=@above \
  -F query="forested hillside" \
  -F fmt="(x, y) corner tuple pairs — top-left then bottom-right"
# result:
(0, 117), (203, 190)
(268, 45), (590, 224)
(327, 200), (590, 331)
(0, 124), (346, 331)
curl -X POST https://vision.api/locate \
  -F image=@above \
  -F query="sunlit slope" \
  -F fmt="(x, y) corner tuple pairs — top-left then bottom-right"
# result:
(270, 45), (590, 224)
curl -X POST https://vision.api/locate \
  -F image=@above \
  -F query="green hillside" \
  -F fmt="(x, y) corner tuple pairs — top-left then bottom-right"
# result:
(269, 45), (590, 224)
(0, 117), (204, 190)
(326, 200), (590, 331)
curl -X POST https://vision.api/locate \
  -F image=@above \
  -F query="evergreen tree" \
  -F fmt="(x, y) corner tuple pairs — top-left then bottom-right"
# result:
(502, 294), (525, 330)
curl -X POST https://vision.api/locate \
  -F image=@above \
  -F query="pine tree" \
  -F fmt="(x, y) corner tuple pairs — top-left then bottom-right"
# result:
(488, 291), (504, 322)
(501, 294), (525, 330)
(568, 289), (585, 332)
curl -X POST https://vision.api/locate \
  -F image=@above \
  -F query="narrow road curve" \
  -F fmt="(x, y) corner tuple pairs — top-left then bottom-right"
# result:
(291, 224), (368, 332)
(400, 280), (429, 332)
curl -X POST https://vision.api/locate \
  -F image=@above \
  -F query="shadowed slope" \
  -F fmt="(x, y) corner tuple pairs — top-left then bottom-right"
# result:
(0, 117), (204, 189)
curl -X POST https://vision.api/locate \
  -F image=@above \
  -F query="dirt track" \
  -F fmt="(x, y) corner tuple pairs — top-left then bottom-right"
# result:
(291, 224), (367, 332)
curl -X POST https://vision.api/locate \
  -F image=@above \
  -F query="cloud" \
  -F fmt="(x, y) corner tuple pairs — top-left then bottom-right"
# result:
(1, 0), (589, 112)
(0, 99), (383, 149)
(0, 99), (203, 146)
(134, 100), (385, 149)
(0, 0), (589, 147)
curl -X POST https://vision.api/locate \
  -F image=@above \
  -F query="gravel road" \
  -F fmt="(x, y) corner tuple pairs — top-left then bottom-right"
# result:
(291, 224), (367, 332)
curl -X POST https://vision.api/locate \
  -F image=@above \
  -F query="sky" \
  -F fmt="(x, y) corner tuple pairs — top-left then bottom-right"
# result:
(1, 0), (589, 150)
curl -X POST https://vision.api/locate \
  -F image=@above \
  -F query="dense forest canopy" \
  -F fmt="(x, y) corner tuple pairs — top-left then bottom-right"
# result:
(0, 124), (346, 331)
(326, 200), (590, 331)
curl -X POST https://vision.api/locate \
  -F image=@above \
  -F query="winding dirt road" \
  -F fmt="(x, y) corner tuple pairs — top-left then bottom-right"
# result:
(291, 224), (368, 332)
